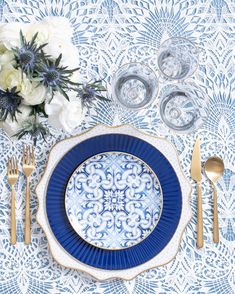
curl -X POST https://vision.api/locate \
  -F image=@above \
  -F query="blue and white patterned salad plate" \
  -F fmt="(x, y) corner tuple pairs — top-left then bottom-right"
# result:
(36, 125), (191, 280)
(65, 152), (163, 250)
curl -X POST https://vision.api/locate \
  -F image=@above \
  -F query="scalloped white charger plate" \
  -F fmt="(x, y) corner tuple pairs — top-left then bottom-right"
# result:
(36, 125), (191, 280)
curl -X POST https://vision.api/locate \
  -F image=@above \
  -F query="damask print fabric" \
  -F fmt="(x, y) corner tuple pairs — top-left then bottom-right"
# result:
(0, 0), (234, 293)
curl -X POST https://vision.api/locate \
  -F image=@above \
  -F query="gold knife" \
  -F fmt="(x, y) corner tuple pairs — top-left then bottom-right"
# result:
(191, 137), (203, 248)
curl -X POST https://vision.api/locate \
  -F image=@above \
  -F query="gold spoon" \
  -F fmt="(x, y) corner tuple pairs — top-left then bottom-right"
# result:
(205, 156), (224, 243)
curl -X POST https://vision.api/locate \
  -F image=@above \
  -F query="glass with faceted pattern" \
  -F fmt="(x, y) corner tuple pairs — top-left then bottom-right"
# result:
(160, 83), (208, 133)
(112, 63), (159, 109)
(157, 37), (199, 80)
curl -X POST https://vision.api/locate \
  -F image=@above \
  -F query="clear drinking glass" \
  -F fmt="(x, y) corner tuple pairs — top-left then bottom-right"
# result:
(159, 83), (208, 133)
(157, 37), (199, 80)
(112, 63), (159, 109)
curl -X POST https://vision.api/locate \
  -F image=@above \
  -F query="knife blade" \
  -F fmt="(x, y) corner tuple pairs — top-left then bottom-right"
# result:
(191, 137), (202, 182)
(191, 137), (204, 248)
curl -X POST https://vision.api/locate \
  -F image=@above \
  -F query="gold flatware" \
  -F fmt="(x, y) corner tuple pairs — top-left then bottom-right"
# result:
(22, 145), (35, 245)
(205, 156), (224, 243)
(191, 137), (203, 248)
(7, 156), (18, 245)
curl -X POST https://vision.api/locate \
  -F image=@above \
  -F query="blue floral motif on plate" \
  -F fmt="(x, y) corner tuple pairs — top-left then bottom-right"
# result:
(65, 152), (163, 250)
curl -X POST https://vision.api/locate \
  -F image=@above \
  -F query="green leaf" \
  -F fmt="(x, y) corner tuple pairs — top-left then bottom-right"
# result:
(63, 67), (80, 73)
(10, 86), (18, 93)
(19, 30), (25, 46)
(59, 88), (70, 101)
(92, 80), (103, 84)
(67, 80), (83, 86)
(55, 53), (62, 67)
(13, 121), (50, 143)
(30, 102), (48, 117)
(96, 95), (110, 101)
(16, 131), (27, 140)
(37, 43), (48, 51)
(30, 32), (38, 46)
(96, 87), (107, 91)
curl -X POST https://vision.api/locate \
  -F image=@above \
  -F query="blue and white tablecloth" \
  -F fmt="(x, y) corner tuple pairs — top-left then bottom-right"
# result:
(0, 0), (234, 293)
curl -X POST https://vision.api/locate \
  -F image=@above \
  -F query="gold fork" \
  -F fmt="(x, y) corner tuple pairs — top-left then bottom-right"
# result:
(22, 145), (35, 245)
(8, 156), (18, 245)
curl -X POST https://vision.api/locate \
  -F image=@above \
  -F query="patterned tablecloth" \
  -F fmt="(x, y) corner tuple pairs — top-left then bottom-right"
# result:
(0, 1), (234, 293)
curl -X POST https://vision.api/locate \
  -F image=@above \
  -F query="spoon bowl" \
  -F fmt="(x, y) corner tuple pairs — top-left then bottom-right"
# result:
(205, 156), (224, 183)
(205, 156), (224, 243)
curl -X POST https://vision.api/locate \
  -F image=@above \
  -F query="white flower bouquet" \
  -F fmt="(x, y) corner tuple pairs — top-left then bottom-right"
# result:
(0, 17), (107, 143)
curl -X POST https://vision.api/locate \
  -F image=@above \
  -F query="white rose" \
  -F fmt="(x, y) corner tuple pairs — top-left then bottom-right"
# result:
(0, 66), (46, 105)
(0, 104), (33, 137)
(45, 92), (85, 133)
(0, 65), (23, 91)
(25, 16), (76, 66)
(25, 16), (73, 45)
(23, 17), (77, 67)
(22, 83), (47, 106)
(24, 21), (50, 45)
(20, 77), (34, 97)
(0, 65), (32, 94)
(0, 23), (29, 49)
(0, 43), (15, 68)
(41, 16), (73, 41)
(0, 50), (15, 67)
(44, 42), (79, 68)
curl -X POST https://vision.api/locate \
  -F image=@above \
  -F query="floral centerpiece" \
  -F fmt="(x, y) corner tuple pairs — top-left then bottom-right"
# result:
(0, 17), (107, 143)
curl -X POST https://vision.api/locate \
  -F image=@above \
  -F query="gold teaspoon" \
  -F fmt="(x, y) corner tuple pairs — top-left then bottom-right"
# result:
(205, 156), (224, 243)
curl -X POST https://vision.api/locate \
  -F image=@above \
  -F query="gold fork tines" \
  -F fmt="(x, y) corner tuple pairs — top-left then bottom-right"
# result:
(7, 156), (18, 245)
(22, 145), (35, 245)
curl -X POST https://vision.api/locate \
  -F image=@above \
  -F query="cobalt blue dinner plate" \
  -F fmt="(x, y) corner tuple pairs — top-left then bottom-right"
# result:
(46, 134), (182, 270)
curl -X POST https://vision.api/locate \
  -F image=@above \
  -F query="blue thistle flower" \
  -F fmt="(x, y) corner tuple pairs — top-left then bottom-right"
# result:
(0, 87), (22, 121)
(13, 30), (47, 76)
(36, 53), (80, 101)
(78, 85), (96, 104)
(14, 120), (50, 145)
(77, 81), (108, 106)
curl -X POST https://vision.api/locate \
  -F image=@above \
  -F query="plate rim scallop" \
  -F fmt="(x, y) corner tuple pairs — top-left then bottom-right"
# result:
(36, 124), (192, 280)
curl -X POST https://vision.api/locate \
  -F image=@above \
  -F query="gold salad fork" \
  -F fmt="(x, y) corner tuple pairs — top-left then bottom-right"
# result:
(8, 156), (18, 245)
(22, 145), (35, 245)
